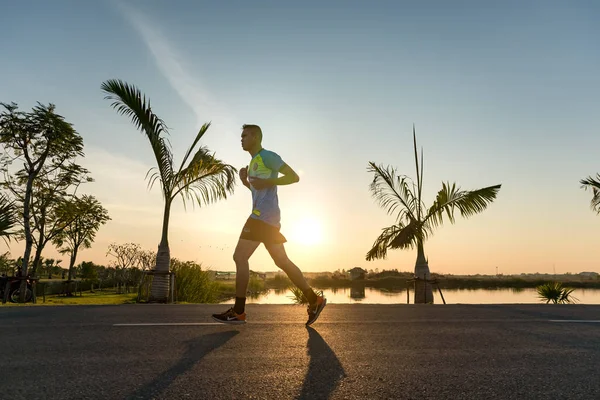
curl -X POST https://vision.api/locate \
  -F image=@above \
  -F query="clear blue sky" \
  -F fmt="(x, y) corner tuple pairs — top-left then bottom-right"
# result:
(2, 0), (600, 275)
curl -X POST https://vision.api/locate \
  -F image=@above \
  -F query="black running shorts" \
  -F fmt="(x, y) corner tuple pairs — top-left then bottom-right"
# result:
(239, 217), (287, 244)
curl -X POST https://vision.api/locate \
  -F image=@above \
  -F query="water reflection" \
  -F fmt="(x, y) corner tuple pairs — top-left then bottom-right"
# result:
(350, 285), (365, 300)
(219, 287), (600, 305)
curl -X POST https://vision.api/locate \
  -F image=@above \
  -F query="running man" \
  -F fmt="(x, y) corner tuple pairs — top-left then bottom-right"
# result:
(212, 124), (326, 326)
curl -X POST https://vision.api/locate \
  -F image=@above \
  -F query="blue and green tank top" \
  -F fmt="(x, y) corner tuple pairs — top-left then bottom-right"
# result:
(248, 148), (285, 227)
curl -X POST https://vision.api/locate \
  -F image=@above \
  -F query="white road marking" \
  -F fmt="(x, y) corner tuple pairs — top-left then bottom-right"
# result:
(112, 319), (600, 327)
(549, 320), (600, 323)
(111, 319), (600, 327)
(113, 323), (225, 327)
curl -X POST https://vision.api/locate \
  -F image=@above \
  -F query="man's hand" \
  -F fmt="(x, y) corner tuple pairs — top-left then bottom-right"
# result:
(248, 177), (274, 190)
(239, 166), (248, 182)
(239, 166), (251, 189)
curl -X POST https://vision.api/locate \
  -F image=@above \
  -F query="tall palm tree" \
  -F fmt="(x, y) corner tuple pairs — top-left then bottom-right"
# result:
(366, 126), (501, 303)
(580, 174), (600, 213)
(101, 79), (236, 302)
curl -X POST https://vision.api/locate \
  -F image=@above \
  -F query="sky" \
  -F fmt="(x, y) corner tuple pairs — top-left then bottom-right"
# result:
(1, 0), (600, 275)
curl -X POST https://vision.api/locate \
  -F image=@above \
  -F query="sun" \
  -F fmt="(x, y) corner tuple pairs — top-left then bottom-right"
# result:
(288, 217), (324, 246)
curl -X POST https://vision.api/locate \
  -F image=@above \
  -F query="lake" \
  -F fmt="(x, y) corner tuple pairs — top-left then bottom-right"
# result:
(220, 287), (600, 305)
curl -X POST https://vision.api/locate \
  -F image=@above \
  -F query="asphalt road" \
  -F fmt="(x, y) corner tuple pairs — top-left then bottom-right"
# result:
(1, 304), (599, 400)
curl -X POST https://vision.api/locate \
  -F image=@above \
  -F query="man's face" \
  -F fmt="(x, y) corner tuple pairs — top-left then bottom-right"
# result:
(240, 128), (257, 151)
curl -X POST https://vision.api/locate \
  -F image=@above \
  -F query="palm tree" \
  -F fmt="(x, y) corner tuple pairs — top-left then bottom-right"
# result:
(366, 126), (501, 303)
(101, 79), (237, 302)
(580, 174), (600, 213)
(0, 194), (17, 245)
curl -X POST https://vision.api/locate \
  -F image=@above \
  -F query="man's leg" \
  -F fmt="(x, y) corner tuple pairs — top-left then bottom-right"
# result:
(264, 243), (318, 305)
(233, 239), (261, 313)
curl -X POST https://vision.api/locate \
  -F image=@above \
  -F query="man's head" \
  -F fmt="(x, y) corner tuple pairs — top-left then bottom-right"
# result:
(241, 124), (262, 152)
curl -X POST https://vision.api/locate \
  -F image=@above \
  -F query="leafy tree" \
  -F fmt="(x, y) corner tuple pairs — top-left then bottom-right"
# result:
(52, 195), (110, 290)
(366, 127), (501, 303)
(11, 164), (91, 277)
(42, 258), (62, 279)
(78, 261), (100, 291)
(0, 102), (83, 301)
(102, 79), (236, 302)
(106, 242), (141, 293)
(0, 251), (13, 276)
(137, 249), (156, 271)
(107, 242), (141, 269)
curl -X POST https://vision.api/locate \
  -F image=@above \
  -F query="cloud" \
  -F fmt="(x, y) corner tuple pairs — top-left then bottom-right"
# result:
(115, 2), (238, 131)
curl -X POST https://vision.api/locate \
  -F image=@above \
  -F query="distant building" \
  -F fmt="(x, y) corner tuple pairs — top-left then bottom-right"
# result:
(250, 270), (266, 280)
(215, 271), (236, 280)
(579, 272), (599, 279)
(348, 267), (367, 280)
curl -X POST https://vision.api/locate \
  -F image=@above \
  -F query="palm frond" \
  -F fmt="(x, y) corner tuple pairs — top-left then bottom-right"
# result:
(424, 182), (501, 229)
(0, 194), (17, 244)
(145, 168), (162, 191)
(171, 147), (236, 209)
(101, 79), (174, 197)
(580, 174), (600, 213)
(365, 221), (421, 261)
(177, 122), (211, 176)
(367, 162), (421, 223)
(412, 125), (424, 219)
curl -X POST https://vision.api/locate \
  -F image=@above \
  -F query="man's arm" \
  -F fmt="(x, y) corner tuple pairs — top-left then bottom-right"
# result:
(249, 163), (299, 190)
(274, 163), (299, 185)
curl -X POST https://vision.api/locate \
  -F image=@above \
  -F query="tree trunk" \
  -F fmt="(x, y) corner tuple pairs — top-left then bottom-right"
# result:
(66, 249), (77, 296)
(414, 241), (433, 304)
(67, 250), (77, 281)
(150, 200), (171, 302)
(31, 243), (43, 278)
(150, 242), (171, 302)
(19, 174), (36, 302)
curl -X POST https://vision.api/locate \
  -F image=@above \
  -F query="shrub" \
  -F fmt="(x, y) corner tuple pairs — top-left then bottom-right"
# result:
(171, 260), (219, 303)
(248, 274), (266, 294)
(536, 282), (578, 304)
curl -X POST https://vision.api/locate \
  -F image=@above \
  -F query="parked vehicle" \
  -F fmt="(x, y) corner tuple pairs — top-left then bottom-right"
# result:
(0, 275), (34, 303)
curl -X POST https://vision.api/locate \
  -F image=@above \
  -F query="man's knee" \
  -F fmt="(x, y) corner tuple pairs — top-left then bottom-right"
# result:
(233, 251), (249, 266)
(273, 256), (291, 270)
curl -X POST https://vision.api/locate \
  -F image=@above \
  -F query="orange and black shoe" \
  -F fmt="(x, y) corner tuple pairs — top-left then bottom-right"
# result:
(212, 307), (246, 325)
(306, 294), (327, 326)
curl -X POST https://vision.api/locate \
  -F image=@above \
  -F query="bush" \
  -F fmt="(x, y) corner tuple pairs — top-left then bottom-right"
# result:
(171, 260), (219, 303)
(213, 281), (236, 301)
(266, 274), (292, 289)
(248, 274), (266, 294)
(536, 282), (578, 304)
(287, 285), (308, 305)
(287, 286), (324, 305)
(37, 280), (96, 295)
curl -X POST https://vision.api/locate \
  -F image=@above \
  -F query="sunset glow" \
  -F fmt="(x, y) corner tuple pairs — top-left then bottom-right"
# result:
(288, 217), (324, 246)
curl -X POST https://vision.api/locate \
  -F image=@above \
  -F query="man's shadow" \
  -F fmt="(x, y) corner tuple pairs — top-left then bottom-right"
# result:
(297, 327), (346, 400)
(127, 330), (239, 400)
